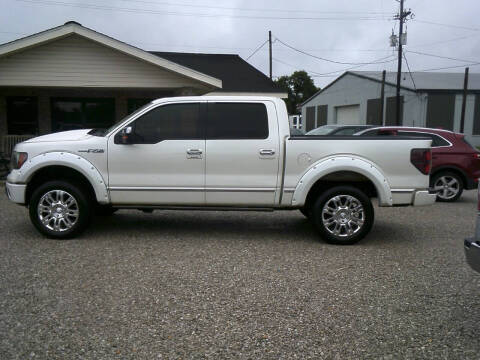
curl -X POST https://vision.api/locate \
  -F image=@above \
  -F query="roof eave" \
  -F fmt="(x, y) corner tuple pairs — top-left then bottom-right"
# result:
(0, 23), (222, 89)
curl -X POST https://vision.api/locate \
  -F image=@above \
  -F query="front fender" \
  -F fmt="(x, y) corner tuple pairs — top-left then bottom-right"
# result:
(7, 151), (109, 204)
(291, 156), (393, 207)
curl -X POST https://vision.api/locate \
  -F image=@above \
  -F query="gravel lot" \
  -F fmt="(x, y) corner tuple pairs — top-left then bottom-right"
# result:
(0, 188), (479, 359)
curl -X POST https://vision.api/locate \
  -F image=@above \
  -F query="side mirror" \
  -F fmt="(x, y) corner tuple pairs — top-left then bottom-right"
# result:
(120, 126), (133, 144)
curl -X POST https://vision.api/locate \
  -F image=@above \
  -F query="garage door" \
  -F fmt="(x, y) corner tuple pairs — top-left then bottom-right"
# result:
(335, 105), (360, 125)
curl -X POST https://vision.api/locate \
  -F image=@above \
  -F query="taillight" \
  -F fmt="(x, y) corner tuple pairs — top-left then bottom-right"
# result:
(410, 149), (432, 175)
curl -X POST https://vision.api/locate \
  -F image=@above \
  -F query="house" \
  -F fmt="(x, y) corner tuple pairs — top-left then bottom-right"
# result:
(301, 71), (480, 145)
(0, 21), (286, 154)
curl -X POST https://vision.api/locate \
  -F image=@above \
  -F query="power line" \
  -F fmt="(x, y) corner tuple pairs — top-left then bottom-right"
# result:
(117, 0), (393, 15)
(416, 62), (480, 72)
(410, 34), (478, 48)
(402, 52), (417, 90)
(16, 0), (391, 21)
(273, 55), (396, 77)
(275, 37), (398, 65)
(246, 39), (269, 61)
(406, 50), (478, 64)
(414, 19), (480, 32)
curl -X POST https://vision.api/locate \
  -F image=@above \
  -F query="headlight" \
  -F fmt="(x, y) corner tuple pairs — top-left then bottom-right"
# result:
(10, 151), (28, 170)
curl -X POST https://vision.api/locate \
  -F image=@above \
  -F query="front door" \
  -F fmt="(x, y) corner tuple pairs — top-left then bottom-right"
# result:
(205, 101), (280, 206)
(107, 102), (205, 205)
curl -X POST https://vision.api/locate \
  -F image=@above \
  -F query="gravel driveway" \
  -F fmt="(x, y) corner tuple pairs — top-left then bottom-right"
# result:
(0, 188), (479, 359)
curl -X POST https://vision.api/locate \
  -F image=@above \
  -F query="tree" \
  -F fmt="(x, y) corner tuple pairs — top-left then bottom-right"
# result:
(275, 71), (319, 114)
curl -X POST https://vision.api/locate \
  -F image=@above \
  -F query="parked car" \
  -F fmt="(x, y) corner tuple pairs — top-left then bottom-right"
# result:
(306, 124), (375, 136)
(356, 126), (480, 202)
(290, 127), (304, 136)
(465, 184), (480, 273)
(6, 96), (435, 244)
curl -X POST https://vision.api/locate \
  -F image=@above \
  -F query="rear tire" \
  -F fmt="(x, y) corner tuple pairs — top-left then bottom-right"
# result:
(311, 186), (374, 245)
(29, 180), (92, 239)
(432, 171), (463, 202)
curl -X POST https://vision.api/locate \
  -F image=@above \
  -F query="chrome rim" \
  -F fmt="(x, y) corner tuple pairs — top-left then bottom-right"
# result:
(322, 195), (365, 238)
(37, 190), (79, 232)
(434, 176), (460, 200)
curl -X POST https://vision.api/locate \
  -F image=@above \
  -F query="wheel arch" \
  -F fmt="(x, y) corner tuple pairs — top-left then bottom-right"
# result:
(20, 152), (109, 205)
(430, 166), (468, 188)
(292, 156), (393, 209)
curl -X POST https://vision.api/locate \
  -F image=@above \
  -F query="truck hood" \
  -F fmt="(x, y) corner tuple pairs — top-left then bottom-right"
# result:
(25, 129), (94, 143)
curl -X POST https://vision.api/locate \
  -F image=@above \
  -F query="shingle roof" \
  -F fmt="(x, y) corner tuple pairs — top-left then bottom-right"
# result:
(351, 71), (480, 91)
(150, 52), (285, 94)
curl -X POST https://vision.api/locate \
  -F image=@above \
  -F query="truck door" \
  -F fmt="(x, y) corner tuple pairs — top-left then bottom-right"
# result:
(205, 101), (280, 206)
(107, 102), (205, 205)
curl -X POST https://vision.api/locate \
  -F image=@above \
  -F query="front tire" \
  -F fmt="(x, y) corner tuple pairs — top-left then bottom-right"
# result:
(311, 186), (374, 245)
(432, 171), (463, 202)
(29, 181), (92, 239)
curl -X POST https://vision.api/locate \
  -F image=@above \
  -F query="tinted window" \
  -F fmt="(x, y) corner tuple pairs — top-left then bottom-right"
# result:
(207, 103), (268, 139)
(333, 128), (358, 136)
(132, 103), (202, 144)
(359, 129), (382, 136)
(398, 131), (449, 147)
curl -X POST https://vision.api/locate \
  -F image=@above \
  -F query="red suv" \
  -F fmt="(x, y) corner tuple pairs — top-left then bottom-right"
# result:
(357, 127), (480, 202)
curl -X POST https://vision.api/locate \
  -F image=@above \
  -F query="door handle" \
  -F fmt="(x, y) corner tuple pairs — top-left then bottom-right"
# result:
(187, 149), (203, 155)
(259, 149), (275, 156)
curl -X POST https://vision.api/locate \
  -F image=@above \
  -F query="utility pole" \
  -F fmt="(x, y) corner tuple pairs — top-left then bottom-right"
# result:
(394, 0), (412, 126)
(380, 70), (386, 126)
(269, 30), (272, 80)
(460, 67), (469, 133)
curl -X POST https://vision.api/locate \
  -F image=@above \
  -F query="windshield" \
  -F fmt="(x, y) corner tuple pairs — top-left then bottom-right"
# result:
(93, 102), (154, 136)
(306, 125), (338, 135)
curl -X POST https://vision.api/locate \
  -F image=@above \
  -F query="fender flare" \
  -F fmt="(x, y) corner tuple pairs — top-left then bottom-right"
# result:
(14, 152), (109, 204)
(291, 156), (393, 207)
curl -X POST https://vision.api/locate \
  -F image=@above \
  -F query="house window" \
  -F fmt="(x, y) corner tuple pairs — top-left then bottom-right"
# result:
(127, 98), (153, 114)
(51, 98), (115, 132)
(6, 96), (38, 135)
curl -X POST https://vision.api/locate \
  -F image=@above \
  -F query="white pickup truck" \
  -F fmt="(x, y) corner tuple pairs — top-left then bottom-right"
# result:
(6, 96), (436, 244)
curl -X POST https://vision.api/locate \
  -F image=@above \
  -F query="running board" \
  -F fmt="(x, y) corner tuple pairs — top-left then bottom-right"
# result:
(114, 205), (275, 212)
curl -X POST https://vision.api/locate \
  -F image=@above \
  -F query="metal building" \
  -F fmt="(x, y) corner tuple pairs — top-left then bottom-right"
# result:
(301, 71), (480, 145)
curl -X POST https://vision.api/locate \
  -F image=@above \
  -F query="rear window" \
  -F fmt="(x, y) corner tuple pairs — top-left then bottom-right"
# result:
(207, 103), (269, 139)
(398, 131), (449, 147)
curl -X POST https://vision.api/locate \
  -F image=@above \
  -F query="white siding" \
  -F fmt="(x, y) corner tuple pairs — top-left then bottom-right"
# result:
(0, 35), (207, 89)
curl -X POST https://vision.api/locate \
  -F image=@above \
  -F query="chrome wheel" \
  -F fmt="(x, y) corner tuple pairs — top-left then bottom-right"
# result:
(321, 195), (365, 238)
(37, 190), (79, 232)
(434, 175), (460, 200)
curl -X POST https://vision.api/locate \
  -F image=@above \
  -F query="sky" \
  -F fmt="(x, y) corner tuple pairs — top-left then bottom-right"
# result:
(1, 0), (479, 88)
